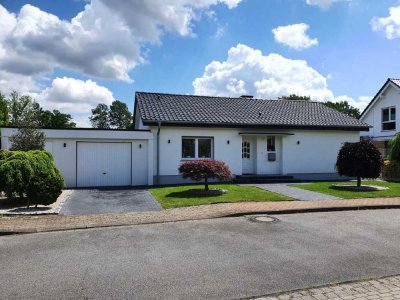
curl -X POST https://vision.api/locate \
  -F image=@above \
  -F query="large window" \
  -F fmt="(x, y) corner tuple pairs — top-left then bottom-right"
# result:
(382, 107), (396, 131)
(182, 137), (213, 159)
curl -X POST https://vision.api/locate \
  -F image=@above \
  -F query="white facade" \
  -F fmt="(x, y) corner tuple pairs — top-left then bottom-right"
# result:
(1, 125), (361, 187)
(0, 128), (153, 188)
(151, 126), (360, 184)
(361, 82), (400, 141)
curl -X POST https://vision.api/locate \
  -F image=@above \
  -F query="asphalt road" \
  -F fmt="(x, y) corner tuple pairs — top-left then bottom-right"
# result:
(1, 209), (400, 299)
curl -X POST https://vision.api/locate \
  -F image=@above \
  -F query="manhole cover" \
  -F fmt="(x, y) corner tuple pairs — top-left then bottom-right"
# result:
(247, 215), (279, 223)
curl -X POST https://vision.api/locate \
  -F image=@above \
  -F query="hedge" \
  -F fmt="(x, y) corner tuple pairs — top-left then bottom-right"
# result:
(0, 150), (64, 207)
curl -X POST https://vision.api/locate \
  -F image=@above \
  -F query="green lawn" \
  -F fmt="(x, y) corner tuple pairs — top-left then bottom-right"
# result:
(291, 180), (400, 199)
(149, 184), (292, 209)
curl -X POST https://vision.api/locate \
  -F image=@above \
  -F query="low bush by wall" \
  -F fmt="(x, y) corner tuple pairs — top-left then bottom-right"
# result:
(0, 150), (64, 207)
(381, 160), (400, 181)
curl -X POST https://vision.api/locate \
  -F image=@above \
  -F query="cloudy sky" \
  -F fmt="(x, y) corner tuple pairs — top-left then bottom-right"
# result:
(0, 0), (399, 126)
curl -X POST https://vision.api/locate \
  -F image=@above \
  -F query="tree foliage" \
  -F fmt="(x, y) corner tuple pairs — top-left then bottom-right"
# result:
(336, 141), (383, 186)
(389, 133), (400, 163)
(9, 127), (46, 151)
(0, 150), (64, 207)
(39, 109), (76, 128)
(89, 103), (111, 129)
(0, 92), (9, 126)
(110, 100), (132, 129)
(90, 101), (132, 129)
(324, 101), (361, 118)
(279, 94), (311, 101)
(178, 160), (232, 190)
(8, 91), (41, 127)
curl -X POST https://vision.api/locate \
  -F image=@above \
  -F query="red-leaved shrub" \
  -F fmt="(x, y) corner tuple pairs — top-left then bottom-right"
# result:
(178, 160), (232, 190)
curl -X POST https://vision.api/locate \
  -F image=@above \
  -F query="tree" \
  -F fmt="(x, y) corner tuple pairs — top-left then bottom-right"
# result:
(9, 127), (46, 151)
(109, 100), (132, 129)
(279, 94), (311, 101)
(0, 92), (9, 126)
(336, 141), (382, 187)
(178, 160), (232, 191)
(324, 101), (361, 118)
(8, 91), (41, 126)
(89, 103), (110, 129)
(39, 109), (76, 128)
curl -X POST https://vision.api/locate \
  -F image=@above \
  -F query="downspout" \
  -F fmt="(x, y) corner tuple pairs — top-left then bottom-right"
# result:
(156, 121), (161, 185)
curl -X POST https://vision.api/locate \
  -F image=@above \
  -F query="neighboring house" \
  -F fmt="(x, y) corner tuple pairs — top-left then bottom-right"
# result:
(360, 78), (400, 157)
(1, 92), (370, 188)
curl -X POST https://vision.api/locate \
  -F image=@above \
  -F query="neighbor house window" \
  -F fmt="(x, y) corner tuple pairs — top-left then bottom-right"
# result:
(267, 137), (275, 152)
(182, 137), (213, 159)
(382, 107), (396, 131)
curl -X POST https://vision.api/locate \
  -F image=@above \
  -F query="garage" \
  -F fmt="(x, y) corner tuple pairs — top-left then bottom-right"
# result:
(77, 142), (132, 187)
(0, 128), (154, 188)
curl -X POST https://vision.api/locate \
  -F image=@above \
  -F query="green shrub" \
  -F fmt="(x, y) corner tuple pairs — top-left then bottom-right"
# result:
(389, 133), (400, 162)
(0, 150), (64, 207)
(336, 141), (383, 187)
(0, 151), (34, 198)
(26, 151), (64, 206)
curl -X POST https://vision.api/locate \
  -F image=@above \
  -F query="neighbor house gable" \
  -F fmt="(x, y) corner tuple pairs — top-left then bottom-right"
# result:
(360, 78), (400, 121)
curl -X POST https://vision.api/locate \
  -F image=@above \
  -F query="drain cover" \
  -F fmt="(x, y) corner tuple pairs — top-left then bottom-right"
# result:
(247, 215), (278, 223)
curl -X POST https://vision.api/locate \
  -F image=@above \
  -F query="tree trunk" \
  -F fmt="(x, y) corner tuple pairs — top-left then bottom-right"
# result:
(205, 177), (209, 191)
(357, 177), (361, 187)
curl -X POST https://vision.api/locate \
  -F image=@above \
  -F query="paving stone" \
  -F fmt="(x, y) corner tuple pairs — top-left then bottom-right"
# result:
(254, 276), (400, 300)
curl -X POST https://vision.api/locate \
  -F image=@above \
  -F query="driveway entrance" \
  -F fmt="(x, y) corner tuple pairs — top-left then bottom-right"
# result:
(60, 189), (161, 216)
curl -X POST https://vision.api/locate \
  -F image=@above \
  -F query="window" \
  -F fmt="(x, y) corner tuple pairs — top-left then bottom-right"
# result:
(267, 136), (275, 152)
(182, 137), (213, 159)
(242, 141), (250, 159)
(382, 107), (396, 131)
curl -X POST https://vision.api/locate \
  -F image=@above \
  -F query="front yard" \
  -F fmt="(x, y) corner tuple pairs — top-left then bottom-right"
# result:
(291, 180), (400, 199)
(149, 184), (292, 209)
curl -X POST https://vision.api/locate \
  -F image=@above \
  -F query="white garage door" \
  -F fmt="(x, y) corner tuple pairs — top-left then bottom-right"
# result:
(77, 142), (132, 187)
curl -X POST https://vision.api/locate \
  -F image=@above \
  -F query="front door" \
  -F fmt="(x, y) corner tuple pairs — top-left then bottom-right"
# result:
(242, 138), (256, 174)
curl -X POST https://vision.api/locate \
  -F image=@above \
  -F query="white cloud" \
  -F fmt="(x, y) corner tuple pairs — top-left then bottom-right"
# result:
(193, 44), (334, 101)
(272, 23), (318, 50)
(371, 6), (400, 40)
(306, 0), (350, 9)
(0, 0), (242, 88)
(193, 43), (369, 111)
(31, 77), (115, 127)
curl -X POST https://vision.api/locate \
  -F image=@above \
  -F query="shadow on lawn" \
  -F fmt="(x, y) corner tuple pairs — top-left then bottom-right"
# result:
(165, 190), (220, 198)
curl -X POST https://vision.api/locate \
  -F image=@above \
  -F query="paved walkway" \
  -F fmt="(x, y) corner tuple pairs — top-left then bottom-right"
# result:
(252, 184), (343, 201)
(255, 275), (400, 300)
(1, 197), (400, 233)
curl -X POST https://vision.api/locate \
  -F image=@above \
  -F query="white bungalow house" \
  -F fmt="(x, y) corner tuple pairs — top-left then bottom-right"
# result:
(1, 92), (370, 187)
(359, 78), (400, 157)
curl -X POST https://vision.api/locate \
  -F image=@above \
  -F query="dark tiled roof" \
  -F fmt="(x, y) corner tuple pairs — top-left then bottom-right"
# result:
(136, 92), (370, 130)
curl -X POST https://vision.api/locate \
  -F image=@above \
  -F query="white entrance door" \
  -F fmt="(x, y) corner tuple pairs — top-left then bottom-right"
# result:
(77, 142), (132, 187)
(242, 138), (256, 174)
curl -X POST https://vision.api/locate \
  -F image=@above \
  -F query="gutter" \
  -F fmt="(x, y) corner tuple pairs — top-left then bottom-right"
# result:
(156, 121), (161, 185)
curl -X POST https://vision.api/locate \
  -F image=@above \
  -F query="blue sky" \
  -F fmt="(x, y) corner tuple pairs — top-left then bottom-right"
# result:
(0, 0), (399, 126)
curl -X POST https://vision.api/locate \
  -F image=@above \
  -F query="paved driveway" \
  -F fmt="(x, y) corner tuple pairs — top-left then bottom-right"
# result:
(60, 189), (161, 216)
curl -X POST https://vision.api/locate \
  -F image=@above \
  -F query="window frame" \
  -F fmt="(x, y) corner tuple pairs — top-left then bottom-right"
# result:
(382, 106), (396, 131)
(181, 136), (214, 160)
(267, 136), (276, 152)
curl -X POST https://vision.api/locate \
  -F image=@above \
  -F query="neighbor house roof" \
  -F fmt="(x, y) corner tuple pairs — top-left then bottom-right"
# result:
(360, 78), (400, 119)
(135, 92), (370, 131)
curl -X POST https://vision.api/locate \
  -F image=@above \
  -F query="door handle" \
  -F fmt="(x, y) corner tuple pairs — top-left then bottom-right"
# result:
(102, 172), (107, 175)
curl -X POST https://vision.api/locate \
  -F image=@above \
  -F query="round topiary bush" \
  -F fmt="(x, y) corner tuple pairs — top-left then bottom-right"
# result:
(0, 150), (64, 207)
(0, 151), (34, 198)
(26, 151), (64, 207)
(178, 159), (232, 191)
(336, 141), (383, 187)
